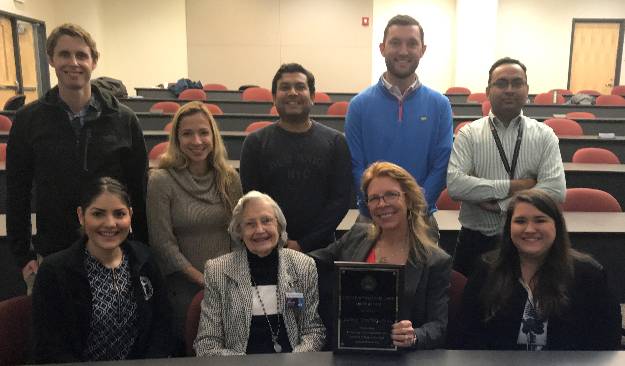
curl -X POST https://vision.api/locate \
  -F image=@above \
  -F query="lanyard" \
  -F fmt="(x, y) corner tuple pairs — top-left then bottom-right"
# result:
(488, 117), (523, 180)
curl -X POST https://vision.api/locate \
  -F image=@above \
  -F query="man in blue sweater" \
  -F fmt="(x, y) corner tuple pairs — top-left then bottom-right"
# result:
(345, 15), (453, 231)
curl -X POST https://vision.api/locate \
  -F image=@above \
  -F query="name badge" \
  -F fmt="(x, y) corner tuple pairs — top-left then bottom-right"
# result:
(285, 292), (304, 309)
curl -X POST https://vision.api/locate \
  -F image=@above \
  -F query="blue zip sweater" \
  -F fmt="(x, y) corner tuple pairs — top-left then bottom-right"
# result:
(345, 78), (453, 215)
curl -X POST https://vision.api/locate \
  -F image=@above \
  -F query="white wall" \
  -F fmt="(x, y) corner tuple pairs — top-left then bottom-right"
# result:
(1, 0), (187, 95)
(3, 0), (625, 94)
(98, 0), (187, 94)
(372, 0), (456, 91)
(496, 0), (625, 94)
(185, 0), (372, 93)
(454, 0), (498, 93)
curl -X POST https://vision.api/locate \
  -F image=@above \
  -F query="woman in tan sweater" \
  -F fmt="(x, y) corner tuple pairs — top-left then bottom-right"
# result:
(147, 101), (242, 353)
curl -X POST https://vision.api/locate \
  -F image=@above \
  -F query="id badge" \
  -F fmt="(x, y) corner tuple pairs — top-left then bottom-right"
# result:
(285, 292), (304, 309)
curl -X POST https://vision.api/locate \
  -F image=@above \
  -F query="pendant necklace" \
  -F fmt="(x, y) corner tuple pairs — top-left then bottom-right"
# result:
(251, 276), (282, 353)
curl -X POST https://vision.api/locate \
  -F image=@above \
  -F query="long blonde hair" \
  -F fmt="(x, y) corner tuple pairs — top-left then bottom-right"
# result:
(159, 101), (238, 211)
(361, 161), (436, 262)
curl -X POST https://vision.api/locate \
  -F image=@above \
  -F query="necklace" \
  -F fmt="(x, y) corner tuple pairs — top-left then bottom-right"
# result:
(375, 238), (409, 264)
(250, 276), (282, 353)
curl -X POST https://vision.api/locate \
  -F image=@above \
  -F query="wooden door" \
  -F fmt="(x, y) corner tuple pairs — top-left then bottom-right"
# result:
(17, 21), (38, 103)
(0, 16), (17, 107)
(569, 21), (622, 95)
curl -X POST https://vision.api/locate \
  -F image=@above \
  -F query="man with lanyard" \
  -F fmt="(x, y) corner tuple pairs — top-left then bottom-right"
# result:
(345, 14), (453, 235)
(447, 57), (566, 277)
(7, 23), (148, 287)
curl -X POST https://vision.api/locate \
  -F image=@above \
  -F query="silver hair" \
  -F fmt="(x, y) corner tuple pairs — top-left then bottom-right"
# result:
(228, 190), (288, 247)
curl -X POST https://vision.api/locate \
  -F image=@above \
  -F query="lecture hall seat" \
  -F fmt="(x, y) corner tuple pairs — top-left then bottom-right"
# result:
(185, 290), (204, 356)
(241, 87), (273, 102)
(205, 103), (224, 115)
(178, 89), (207, 101)
(326, 101), (349, 116)
(595, 94), (625, 106)
(445, 86), (471, 95)
(0, 295), (32, 366)
(533, 92), (565, 104)
(565, 111), (596, 120)
(149, 101), (180, 113)
(543, 118), (583, 136)
(611, 85), (625, 97)
(572, 147), (620, 164)
(245, 121), (274, 133)
(148, 142), (169, 160)
(314, 92), (332, 103)
(562, 188), (622, 212)
(436, 188), (461, 210)
(467, 92), (487, 103)
(164, 122), (173, 132)
(0, 114), (13, 131)
(202, 83), (228, 91)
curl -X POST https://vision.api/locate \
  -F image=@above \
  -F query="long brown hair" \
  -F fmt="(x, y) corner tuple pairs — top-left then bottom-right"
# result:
(159, 101), (238, 212)
(480, 189), (590, 321)
(361, 161), (436, 262)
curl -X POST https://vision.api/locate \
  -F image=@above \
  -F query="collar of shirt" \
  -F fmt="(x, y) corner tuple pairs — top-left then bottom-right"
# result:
(380, 73), (420, 101)
(488, 110), (524, 131)
(62, 94), (101, 127)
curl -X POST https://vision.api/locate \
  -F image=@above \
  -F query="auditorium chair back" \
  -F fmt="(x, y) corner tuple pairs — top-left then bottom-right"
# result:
(446, 87), (471, 95)
(543, 118), (583, 136)
(467, 92), (487, 103)
(178, 89), (207, 101)
(0, 295), (32, 365)
(150, 101), (180, 114)
(562, 188), (622, 212)
(572, 147), (620, 164)
(241, 87), (273, 102)
(326, 101), (349, 116)
(314, 92), (331, 103)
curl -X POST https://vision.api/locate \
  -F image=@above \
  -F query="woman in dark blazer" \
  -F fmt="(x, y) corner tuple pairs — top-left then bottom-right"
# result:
(31, 178), (172, 363)
(311, 161), (452, 350)
(458, 189), (621, 350)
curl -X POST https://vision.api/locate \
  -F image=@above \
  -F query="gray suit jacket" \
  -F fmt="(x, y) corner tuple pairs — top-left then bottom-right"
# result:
(194, 248), (325, 356)
(310, 224), (451, 349)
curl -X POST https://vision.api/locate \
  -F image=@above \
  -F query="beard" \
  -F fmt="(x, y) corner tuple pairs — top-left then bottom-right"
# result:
(384, 57), (419, 80)
(275, 102), (312, 124)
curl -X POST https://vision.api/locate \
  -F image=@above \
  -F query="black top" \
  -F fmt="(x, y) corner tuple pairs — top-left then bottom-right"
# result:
(6, 84), (149, 267)
(239, 122), (352, 251)
(31, 238), (173, 363)
(246, 248), (292, 354)
(457, 256), (622, 350)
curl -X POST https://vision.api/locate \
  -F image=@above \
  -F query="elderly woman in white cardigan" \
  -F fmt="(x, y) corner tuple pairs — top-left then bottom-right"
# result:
(194, 191), (325, 356)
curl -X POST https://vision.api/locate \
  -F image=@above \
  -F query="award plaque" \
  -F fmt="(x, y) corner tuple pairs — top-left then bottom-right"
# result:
(334, 261), (404, 353)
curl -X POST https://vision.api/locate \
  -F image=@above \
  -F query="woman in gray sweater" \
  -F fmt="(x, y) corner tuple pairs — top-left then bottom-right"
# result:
(147, 101), (242, 352)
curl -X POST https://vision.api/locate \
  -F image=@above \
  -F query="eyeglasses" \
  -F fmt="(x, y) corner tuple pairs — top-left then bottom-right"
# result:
(366, 191), (403, 206)
(490, 78), (526, 90)
(243, 216), (276, 230)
